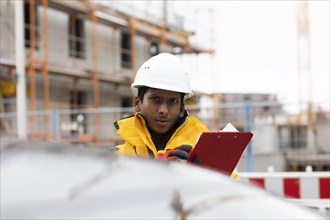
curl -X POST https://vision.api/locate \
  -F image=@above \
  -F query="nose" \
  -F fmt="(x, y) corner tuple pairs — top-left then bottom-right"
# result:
(159, 102), (169, 115)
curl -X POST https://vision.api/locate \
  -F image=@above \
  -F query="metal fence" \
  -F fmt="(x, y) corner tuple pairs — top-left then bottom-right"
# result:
(1, 101), (328, 146)
(1, 101), (330, 173)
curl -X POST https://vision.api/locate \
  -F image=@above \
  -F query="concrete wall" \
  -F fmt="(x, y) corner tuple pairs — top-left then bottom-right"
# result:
(237, 123), (285, 172)
(0, 1), (16, 60)
(237, 153), (285, 172)
(316, 119), (330, 152)
(253, 124), (280, 154)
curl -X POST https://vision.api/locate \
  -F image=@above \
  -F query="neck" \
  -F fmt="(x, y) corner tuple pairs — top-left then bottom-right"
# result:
(147, 112), (187, 151)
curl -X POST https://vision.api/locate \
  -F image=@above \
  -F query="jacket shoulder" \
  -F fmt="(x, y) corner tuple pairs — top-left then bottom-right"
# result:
(186, 115), (209, 131)
(114, 115), (135, 130)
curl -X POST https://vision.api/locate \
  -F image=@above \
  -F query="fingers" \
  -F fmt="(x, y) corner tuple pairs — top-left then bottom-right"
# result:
(174, 145), (192, 153)
(157, 145), (193, 161)
(190, 155), (200, 164)
(168, 149), (190, 160)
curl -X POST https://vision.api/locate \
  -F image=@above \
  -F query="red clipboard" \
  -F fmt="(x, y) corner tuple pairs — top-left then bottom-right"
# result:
(187, 131), (253, 175)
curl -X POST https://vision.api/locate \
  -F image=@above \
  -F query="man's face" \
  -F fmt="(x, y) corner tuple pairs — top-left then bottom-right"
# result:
(135, 88), (184, 134)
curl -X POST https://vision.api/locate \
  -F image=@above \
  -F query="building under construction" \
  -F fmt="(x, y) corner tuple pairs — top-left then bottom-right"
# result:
(0, 0), (213, 141)
(0, 0), (329, 172)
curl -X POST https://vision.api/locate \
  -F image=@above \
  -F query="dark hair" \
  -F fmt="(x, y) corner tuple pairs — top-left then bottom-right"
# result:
(137, 86), (149, 102)
(137, 86), (185, 104)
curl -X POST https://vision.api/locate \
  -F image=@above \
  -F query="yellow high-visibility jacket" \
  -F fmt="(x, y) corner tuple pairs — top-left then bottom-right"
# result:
(114, 113), (239, 179)
(115, 113), (208, 157)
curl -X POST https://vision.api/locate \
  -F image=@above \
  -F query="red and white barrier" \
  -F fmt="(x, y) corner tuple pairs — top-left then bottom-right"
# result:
(239, 171), (330, 199)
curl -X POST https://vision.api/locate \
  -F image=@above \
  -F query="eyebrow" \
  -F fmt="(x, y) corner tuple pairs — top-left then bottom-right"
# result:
(149, 93), (180, 99)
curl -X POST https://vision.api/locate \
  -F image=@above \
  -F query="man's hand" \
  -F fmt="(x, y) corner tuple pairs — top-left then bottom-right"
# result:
(157, 145), (192, 161)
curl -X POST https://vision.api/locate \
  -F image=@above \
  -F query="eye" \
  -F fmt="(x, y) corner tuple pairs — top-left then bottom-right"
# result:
(169, 98), (180, 105)
(150, 96), (161, 103)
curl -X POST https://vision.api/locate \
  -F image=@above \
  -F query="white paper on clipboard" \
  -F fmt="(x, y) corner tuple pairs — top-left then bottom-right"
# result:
(221, 122), (239, 132)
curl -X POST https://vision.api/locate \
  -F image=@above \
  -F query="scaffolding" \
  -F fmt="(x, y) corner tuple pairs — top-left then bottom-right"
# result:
(0, 0), (213, 142)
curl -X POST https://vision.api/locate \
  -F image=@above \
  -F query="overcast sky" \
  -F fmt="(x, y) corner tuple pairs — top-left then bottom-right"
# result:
(176, 1), (329, 110)
(105, 1), (329, 110)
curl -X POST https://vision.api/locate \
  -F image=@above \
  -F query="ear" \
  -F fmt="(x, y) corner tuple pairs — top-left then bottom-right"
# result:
(179, 103), (185, 118)
(134, 97), (141, 112)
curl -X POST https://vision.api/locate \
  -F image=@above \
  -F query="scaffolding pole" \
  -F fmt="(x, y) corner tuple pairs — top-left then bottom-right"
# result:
(42, 0), (50, 139)
(91, 3), (100, 142)
(28, 0), (36, 138)
(129, 17), (137, 81)
(160, 0), (167, 52)
(15, 0), (27, 139)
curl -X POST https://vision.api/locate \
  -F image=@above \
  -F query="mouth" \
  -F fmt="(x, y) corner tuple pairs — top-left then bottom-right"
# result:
(155, 118), (170, 127)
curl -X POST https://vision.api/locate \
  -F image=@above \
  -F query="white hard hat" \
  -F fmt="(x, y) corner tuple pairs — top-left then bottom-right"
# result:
(131, 53), (193, 99)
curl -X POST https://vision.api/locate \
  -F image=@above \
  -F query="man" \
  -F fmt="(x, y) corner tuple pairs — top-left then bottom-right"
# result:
(114, 53), (239, 178)
(114, 53), (207, 159)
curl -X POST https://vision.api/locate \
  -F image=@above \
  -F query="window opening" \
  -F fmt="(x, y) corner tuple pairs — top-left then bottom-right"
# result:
(69, 15), (85, 59)
(121, 31), (132, 68)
